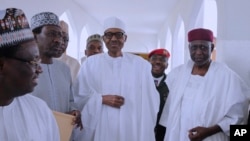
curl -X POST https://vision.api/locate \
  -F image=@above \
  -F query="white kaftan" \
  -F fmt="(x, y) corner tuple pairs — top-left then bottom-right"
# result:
(57, 53), (80, 82)
(74, 53), (159, 141)
(0, 94), (60, 141)
(32, 59), (74, 113)
(160, 60), (250, 141)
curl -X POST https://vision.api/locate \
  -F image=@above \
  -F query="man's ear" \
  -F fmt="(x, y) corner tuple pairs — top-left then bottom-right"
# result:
(165, 58), (169, 69)
(84, 49), (87, 56)
(211, 43), (215, 52)
(124, 35), (127, 42)
(33, 33), (38, 42)
(165, 63), (168, 69)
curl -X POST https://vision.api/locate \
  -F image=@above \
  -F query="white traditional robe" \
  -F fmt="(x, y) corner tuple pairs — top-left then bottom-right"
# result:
(0, 94), (60, 141)
(32, 59), (74, 113)
(160, 60), (250, 141)
(74, 53), (159, 141)
(57, 53), (80, 82)
(80, 56), (87, 64)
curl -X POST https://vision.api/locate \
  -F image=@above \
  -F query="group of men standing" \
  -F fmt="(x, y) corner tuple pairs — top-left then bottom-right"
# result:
(0, 7), (249, 141)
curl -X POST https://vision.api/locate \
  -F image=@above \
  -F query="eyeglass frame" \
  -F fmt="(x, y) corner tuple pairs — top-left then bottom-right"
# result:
(103, 32), (126, 39)
(7, 56), (41, 69)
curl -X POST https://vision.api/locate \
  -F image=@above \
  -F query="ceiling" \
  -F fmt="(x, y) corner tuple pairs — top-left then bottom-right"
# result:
(74, 0), (179, 35)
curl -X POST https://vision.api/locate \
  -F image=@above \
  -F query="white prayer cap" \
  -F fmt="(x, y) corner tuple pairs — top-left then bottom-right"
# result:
(87, 34), (102, 45)
(103, 16), (126, 32)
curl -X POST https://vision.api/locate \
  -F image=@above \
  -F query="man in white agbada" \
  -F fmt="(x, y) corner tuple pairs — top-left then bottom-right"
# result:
(0, 8), (59, 141)
(74, 17), (159, 141)
(159, 28), (250, 141)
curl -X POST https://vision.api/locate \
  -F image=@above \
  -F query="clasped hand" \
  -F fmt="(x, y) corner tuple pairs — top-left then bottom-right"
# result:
(102, 95), (125, 108)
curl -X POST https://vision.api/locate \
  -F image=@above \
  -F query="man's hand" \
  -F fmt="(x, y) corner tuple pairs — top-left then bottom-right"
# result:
(67, 110), (83, 130)
(102, 95), (125, 108)
(188, 125), (222, 141)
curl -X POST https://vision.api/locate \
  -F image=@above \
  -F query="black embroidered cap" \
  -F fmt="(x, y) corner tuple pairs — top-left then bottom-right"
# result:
(0, 8), (34, 48)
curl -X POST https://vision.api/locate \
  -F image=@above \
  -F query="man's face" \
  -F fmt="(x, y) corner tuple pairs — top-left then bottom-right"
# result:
(85, 40), (103, 57)
(149, 54), (168, 77)
(189, 40), (214, 66)
(102, 28), (127, 56)
(59, 31), (69, 56)
(35, 25), (63, 58)
(1, 40), (42, 97)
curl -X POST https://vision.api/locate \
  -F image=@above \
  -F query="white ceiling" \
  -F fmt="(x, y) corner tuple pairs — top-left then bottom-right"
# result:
(74, 0), (179, 35)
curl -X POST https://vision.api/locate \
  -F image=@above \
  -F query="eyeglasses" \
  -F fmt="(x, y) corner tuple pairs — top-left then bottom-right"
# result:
(104, 32), (125, 39)
(8, 56), (41, 69)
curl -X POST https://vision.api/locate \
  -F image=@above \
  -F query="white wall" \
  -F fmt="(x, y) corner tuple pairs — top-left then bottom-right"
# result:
(216, 0), (250, 87)
(1, 0), (159, 59)
(123, 33), (157, 53)
(2, 0), (250, 87)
